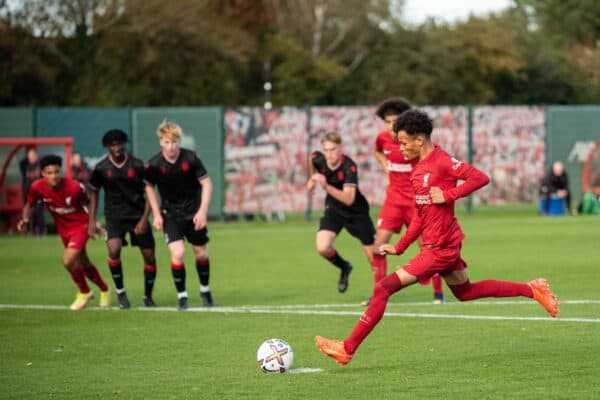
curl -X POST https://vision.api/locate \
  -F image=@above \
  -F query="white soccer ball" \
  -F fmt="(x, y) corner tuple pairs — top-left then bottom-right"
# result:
(257, 338), (294, 373)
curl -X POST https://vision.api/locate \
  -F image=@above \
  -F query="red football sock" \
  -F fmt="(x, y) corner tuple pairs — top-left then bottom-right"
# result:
(344, 273), (403, 354)
(432, 273), (443, 294)
(69, 266), (90, 293)
(83, 265), (109, 292)
(371, 253), (387, 283)
(448, 279), (533, 301)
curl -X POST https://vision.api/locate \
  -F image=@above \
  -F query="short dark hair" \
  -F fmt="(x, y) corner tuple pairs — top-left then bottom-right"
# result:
(102, 129), (128, 147)
(392, 109), (433, 137)
(40, 154), (62, 169)
(375, 97), (412, 120)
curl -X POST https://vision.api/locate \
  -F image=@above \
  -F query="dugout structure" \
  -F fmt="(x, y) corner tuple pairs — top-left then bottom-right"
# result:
(0, 137), (74, 233)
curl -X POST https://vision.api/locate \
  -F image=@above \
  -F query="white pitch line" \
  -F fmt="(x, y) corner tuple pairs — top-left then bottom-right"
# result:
(1, 303), (600, 323)
(287, 368), (323, 374)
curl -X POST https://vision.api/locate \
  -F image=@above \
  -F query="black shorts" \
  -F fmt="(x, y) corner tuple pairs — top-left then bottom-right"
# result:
(163, 217), (209, 246)
(105, 217), (155, 249)
(318, 209), (375, 245)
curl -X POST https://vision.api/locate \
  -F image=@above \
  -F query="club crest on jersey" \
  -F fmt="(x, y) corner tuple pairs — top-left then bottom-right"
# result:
(423, 173), (430, 187)
(65, 196), (72, 206)
(338, 171), (345, 181)
(127, 168), (135, 178)
(181, 161), (190, 171)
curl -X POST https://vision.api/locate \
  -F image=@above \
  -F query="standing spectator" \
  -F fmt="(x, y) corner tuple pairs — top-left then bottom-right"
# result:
(19, 146), (45, 236)
(307, 132), (377, 294)
(372, 97), (444, 305)
(17, 155), (110, 310)
(71, 152), (91, 189)
(540, 161), (571, 214)
(145, 122), (215, 310)
(88, 129), (158, 309)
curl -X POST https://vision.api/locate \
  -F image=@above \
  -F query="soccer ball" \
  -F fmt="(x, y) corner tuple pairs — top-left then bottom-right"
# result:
(257, 338), (294, 373)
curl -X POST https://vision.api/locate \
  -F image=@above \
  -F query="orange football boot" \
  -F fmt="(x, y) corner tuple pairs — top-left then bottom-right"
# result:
(315, 336), (353, 365)
(528, 278), (559, 318)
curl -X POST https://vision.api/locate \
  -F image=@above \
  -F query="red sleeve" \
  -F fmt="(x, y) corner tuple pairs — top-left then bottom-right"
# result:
(443, 160), (490, 203)
(375, 132), (385, 152)
(26, 182), (39, 206)
(394, 212), (424, 254)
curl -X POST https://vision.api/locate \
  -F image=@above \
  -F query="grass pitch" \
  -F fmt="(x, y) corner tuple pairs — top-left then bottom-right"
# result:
(1, 206), (599, 399)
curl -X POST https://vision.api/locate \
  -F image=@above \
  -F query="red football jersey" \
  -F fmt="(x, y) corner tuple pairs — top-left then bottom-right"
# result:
(395, 146), (490, 253)
(375, 131), (418, 208)
(27, 178), (89, 236)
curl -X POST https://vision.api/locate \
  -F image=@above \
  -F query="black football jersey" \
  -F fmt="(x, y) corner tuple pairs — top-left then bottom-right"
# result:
(311, 151), (369, 216)
(145, 148), (208, 219)
(89, 154), (147, 218)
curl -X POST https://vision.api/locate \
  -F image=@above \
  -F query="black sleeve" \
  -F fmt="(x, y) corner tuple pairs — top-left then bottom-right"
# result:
(89, 164), (103, 191)
(342, 158), (359, 186)
(311, 151), (325, 171)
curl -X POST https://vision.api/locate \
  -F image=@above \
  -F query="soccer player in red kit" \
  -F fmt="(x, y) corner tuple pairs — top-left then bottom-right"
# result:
(372, 98), (444, 305)
(315, 109), (559, 365)
(17, 155), (110, 310)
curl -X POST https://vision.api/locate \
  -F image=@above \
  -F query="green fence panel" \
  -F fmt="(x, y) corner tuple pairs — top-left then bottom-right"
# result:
(0, 108), (35, 190)
(131, 107), (224, 219)
(36, 107), (131, 218)
(0, 107), (34, 138)
(545, 106), (600, 207)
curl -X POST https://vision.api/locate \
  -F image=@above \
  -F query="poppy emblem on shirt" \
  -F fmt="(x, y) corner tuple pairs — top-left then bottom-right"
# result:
(181, 161), (190, 172)
(350, 165), (356, 173)
(127, 168), (135, 178)
(338, 171), (345, 181)
(107, 170), (112, 177)
(161, 167), (167, 175)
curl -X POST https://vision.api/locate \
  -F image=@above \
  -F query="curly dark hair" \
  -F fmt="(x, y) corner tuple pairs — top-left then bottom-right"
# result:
(375, 97), (412, 120)
(392, 109), (433, 137)
(40, 154), (62, 169)
(102, 129), (128, 147)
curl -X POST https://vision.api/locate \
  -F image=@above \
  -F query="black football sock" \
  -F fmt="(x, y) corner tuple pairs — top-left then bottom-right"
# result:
(108, 258), (125, 292)
(171, 262), (186, 293)
(325, 249), (350, 270)
(144, 264), (157, 297)
(195, 258), (210, 288)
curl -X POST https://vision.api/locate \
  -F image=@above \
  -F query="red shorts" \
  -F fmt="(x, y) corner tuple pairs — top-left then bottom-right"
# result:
(60, 229), (89, 250)
(403, 246), (467, 285)
(377, 204), (413, 233)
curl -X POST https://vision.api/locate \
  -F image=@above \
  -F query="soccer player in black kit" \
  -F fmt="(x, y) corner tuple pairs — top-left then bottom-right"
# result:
(145, 122), (215, 310)
(307, 131), (377, 294)
(88, 129), (158, 309)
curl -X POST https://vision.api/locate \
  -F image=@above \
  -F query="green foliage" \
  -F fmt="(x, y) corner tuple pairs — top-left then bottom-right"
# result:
(1, 0), (600, 105)
(260, 32), (348, 106)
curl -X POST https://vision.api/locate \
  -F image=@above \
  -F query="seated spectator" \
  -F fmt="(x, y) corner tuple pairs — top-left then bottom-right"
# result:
(540, 161), (571, 214)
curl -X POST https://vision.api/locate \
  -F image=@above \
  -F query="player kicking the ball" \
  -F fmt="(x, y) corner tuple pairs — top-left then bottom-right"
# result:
(315, 109), (559, 365)
(18, 155), (110, 310)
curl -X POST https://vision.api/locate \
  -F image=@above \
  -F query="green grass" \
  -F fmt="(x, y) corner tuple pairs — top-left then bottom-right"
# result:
(1, 206), (599, 399)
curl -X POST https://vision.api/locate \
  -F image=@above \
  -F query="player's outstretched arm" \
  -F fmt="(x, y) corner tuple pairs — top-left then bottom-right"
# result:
(144, 183), (163, 230)
(17, 203), (33, 233)
(393, 213), (424, 255)
(444, 163), (490, 202)
(87, 190), (100, 238)
(193, 177), (212, 230)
